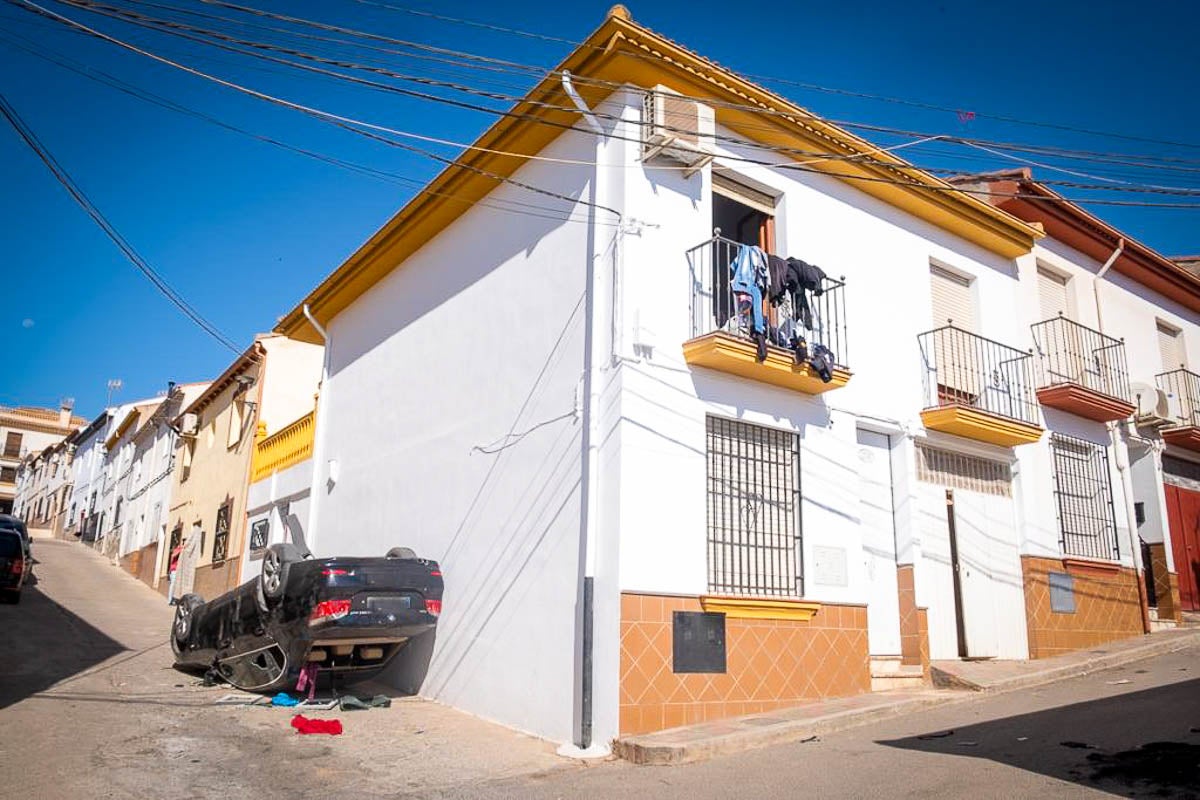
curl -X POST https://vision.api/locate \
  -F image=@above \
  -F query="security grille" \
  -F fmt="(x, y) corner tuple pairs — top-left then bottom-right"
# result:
(706, 416), (801, 597)
(212, 503), (230, 563)
(916, 445), (1012, 497)
(1051, 433), (1120, 560)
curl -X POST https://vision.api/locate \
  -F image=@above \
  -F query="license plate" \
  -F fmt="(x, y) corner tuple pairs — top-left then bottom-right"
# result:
(366, 596), (412, 615)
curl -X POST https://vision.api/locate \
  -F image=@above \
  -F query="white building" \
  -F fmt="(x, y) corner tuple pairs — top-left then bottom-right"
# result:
(271, 9), (1191, 749)
(112, 382), (210, 587)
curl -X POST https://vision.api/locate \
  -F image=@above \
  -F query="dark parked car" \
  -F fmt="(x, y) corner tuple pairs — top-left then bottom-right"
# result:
(0, 529), (28, 603)
(171, 544), (443, 692)
(0, 514), (30, 559)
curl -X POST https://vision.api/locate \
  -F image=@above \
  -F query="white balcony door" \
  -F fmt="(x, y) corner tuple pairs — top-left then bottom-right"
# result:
(857, 429), (900, 656)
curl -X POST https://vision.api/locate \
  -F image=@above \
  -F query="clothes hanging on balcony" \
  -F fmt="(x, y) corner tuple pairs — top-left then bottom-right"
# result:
(729, 244), (770, 360)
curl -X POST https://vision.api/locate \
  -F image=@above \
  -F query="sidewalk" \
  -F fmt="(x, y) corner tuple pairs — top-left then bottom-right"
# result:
(931, 624), (1200, 692)
(616, 624), (1200, 766)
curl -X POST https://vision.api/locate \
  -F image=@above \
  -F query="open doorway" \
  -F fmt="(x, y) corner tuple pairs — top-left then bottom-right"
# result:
(710, 175), (776, 331)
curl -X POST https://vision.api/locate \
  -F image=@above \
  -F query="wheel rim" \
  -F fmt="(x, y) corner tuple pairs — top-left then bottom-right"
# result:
(263, 552), (281, 596)
(174, 604), (190, 638)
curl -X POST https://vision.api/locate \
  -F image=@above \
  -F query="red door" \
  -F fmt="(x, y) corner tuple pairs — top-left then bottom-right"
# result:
(1164, 483), (1200, 611)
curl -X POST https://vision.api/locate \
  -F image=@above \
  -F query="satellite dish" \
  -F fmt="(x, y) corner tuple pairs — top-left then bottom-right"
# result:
(1131, 382), (1160, 417)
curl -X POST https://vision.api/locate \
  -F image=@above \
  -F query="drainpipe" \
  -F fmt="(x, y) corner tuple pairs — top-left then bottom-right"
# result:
(561, 70), (608, 756)
(302, 304), (330, 557)
(1091, 239), (1150, 633)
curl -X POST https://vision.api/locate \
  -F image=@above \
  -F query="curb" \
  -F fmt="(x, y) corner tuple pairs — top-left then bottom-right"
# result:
(615, 692), (957, 766)
(929, 627), (1200, 695)
(617, 627), (1200, 766)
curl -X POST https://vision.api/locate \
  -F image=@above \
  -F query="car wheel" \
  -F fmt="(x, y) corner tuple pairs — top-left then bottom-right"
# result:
(256, 543), (302, 613)
(171, 593), (202, 653)
(386, 546), (418, 560)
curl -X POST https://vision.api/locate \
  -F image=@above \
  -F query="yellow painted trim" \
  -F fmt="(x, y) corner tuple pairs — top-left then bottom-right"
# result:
(250, 411), (315, 483)
(682, 332), (850, 395)
(275, 12), (1038, 344)
(920, 405), (1043, 447)
(700, 596), (821, 621)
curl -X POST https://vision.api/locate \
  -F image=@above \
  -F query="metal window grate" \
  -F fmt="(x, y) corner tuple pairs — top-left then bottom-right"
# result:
(916, 445), (1012, 497)
(706, 416), (801, 597)
(212, 503), (231, 564)
(1050, 433), (1120, 560)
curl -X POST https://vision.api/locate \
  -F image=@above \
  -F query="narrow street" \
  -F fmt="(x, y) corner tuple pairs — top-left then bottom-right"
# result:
(3, 540), (1198, 800)
(0, 540), (567, 800)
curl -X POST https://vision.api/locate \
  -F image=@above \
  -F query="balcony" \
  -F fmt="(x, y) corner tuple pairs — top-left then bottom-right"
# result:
(1030, 315), (1135, 423)
(1156, 369), (1200, 451)
(683, 235), (850, 395)
(918, 325), (1043, 447)
(250, 410), (315, 482)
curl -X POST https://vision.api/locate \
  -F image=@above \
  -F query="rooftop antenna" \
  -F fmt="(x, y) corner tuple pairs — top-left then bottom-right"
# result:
(106, 378), (123, 408)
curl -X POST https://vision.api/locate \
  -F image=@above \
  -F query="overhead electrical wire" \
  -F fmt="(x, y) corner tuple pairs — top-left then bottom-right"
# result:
(91, 0), (1200, 179)
(10, 0), (1200, 208)
(348, 0), (1200, 153)
(0, 29), (624, 226)
(65, 0), (1200, 186)
(0, 90), (241, 352)
(55, 0), (1200, 200)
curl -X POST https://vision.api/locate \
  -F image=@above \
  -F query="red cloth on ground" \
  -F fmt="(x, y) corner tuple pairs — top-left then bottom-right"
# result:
(290, 714), (343, 735)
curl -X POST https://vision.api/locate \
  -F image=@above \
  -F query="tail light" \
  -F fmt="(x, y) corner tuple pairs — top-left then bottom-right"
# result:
(425, 598), (442, 617)
(309, 599), (351, 626)
(11, 558), (23, 576)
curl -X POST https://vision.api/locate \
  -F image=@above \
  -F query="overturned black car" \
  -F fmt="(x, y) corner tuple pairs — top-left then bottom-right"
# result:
(171, 544), (443, 692)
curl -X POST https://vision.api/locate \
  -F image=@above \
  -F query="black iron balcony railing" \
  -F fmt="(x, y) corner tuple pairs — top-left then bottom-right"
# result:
(1155, 368), (1200, 427)
(685, 233), (848, 367)
(918, 324), (1039, 425)
(1030, 314), (1131, 403)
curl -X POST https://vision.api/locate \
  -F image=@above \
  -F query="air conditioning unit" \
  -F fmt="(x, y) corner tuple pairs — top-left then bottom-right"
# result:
(179, 412), (199, 437)
(641, 86), (714, 177)
(1132, 383), (1179, 427)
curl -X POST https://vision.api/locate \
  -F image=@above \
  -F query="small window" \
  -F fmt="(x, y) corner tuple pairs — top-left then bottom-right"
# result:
(227, 401), (244, 449)
(1051, 433), (1119, 561)
(706, 416), (801, 597)
(1036, 266), (1072, 321)
(212, 503), (231, 563)
(1157, 321), (1186, 372)
(930, 264), (976, 331)
(181, 439), (195, 481)
(0, 466), (15, 483)
(4, 432), (22, 459)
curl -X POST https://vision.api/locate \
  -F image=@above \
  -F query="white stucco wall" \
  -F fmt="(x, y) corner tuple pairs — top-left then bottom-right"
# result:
(313, 121), (605, 744)
(258, 337), (324, 436)
(243, 457), (312, 582)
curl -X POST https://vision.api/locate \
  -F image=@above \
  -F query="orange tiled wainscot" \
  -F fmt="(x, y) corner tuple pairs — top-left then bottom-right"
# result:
(619, 593), (869, 736)
(1021, 556), (1144, 659)
(1147, 543), (1182, 623)
(896, 564), (931, 680)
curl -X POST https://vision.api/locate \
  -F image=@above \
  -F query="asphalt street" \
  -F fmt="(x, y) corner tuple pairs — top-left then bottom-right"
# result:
(2, 539), (1197, 800)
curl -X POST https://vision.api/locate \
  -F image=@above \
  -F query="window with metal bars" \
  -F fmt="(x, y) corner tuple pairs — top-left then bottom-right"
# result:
(1050, 433), (1120, 561)
(706, 416), (801, 597)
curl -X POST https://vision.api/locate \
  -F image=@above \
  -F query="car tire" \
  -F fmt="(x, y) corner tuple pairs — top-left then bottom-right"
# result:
(171, 593), (202, 654)
(386, 546), (418, 560)
(256, 543), (302, 613)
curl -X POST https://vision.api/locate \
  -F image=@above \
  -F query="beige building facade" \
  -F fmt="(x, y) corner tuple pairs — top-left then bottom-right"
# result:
(4, 401), (85, 518)
(165, 334), (322, 600)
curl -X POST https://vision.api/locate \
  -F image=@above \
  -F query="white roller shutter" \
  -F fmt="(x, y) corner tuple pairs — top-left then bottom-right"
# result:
(711, 172), (776, 216)
(1037, 267), (1071, 321)
(1158, 321), (1185, 371)
(930, 266), (975, 331)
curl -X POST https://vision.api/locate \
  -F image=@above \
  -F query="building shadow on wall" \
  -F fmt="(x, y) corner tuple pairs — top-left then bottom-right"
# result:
(0, 585), (126, 710)
(370, 628), (438, 698)
(881, 679), (1200, 797)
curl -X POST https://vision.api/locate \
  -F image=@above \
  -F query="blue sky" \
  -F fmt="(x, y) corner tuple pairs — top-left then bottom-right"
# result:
(3, 0), (1198, 418)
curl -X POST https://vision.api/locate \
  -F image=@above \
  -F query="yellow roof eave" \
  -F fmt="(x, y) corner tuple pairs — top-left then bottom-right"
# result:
(276, 9), (1039, 343)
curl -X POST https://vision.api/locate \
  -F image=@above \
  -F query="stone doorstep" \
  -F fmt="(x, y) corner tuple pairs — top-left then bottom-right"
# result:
(615, 690), (954, 766)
